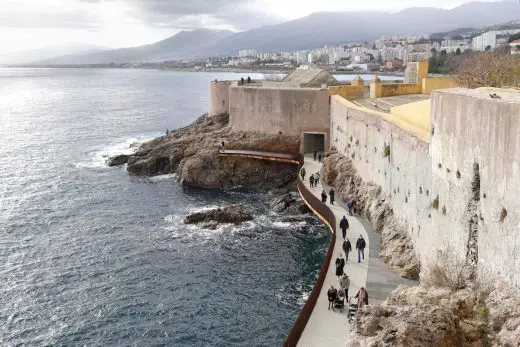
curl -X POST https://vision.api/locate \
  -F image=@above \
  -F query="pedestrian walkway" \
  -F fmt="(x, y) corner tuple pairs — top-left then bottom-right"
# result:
(297, 155), (415, 347)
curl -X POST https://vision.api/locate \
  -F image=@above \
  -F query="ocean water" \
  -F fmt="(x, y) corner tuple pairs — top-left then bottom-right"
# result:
(0, 68), (331, 346)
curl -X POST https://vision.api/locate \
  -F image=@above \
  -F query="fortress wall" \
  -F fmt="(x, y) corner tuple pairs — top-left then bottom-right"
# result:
(330, 96), (432, 258)
(431, 88), (520, 287)
(209, 80), (233, 116)
(229, 85), (330, 149)
(328, 84), (364, 100)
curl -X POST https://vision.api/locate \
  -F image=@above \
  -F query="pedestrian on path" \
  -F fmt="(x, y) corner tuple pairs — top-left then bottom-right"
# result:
(329, 189), (335, 205)
(313, 148), (317, 161)
(343, 238), (352, 260)
(327, 286), (338, 310)
(309, 175), (314, 188)
(315, 172), (320, 185)
(318, 153), (322, 162)
(355, 287), (369, 311)
(347, 201), (353, 215)
(356, 234), (366, 263)
(300, 167), (306, 180)
(335, 254), (345, 279)
(220, 141), (225, 152)
(339, 273), (350, 300)
(339, 215), (349, 239)
(321, 190), (327, 203)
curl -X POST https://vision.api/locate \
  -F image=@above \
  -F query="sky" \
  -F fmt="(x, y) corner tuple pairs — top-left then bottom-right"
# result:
(0, 0), (502, 54)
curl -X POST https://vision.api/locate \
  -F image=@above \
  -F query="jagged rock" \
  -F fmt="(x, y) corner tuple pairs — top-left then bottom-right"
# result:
(347, 282), (520, 347)
(114, 113), (300, 189)
(106, 154), (129, 166)
(324, 152), (419, 280)
(184, 204), (253, 226)
(270, 193), (310, 214)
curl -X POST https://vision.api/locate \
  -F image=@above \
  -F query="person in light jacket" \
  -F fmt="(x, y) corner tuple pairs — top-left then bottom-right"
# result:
(355, 287), (369, 311)
(339, 273), (350, 300)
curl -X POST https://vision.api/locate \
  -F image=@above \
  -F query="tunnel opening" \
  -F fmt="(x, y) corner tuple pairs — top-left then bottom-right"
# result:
(303, 133), (325, 155)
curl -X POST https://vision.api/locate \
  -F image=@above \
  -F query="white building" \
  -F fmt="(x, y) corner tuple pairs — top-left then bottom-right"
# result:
(296, 51), (308, 64)
(511, 40), (520, 55)
(472, 31), (497, 51)
(238, 49), (258, 58)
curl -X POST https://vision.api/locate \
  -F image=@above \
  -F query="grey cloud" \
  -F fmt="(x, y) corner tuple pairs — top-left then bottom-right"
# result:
(0, 9), (101, 29)
(81, 0), (282, 30)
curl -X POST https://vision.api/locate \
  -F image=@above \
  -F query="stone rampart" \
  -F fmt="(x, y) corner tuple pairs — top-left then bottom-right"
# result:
(209, 80), (233, 116)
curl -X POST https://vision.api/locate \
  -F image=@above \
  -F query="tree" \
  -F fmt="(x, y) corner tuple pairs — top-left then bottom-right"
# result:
(508, 33), (520, 42)
(431, 47), (437, 53)
(456, 52), (520, 88)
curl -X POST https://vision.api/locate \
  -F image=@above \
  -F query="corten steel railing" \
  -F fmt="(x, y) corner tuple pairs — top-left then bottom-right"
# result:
(217, 149), (336, 347)
(283, 178), (337, 347)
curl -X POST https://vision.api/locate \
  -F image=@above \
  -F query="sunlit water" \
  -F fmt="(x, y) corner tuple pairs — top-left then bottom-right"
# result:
(0, 68), (333, 346)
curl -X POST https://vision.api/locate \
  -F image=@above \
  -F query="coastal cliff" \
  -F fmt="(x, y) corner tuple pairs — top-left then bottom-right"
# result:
(109, 113), (300, 189)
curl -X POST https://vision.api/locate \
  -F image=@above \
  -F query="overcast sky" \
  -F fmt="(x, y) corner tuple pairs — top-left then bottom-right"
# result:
(0, 0), (501, 54)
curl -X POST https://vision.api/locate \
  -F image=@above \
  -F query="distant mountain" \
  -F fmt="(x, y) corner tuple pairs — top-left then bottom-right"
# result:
(31, 29), (233, 65)
(0, 44), (107, 65)
(29, 0), (520, 65)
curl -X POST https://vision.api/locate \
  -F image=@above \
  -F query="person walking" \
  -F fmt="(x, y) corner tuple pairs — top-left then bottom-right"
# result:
(315, 172), (320, 185)
(247, 76), (251, 84)
(220, 141), (225, 152)
(339, 215), (349, 239)
(356, 234), (366, 263)
(309, 175), (314, 188)
(339, 273), (350, 300)
(327, 286), (338, 310)
(313, 148), (317, 161)
(329, 189), (335, 205)
(347, 201), (353, 216)
(300, 167), (306, 180)
(343, 238), (352, 261)
(335, 254), (345, 280)
(321, 190), (327, 203)
(318, 153), (322, 163)
(355, 287), (369, 311)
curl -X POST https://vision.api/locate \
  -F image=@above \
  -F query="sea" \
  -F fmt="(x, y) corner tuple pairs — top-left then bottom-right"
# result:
(0, 68), (333, 347)
(0, 68), (399, 346)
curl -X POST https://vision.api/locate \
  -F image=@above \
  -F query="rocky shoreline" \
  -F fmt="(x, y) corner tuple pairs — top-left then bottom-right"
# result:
(107, 113), (300, 190)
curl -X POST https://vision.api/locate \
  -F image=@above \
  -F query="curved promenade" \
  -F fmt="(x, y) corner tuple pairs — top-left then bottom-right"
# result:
(217, 150), (415, 346)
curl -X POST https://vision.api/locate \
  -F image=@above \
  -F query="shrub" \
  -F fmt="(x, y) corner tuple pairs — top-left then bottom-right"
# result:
(431, 195), (439, 209)
(423, 248), (473, 292)
(499, 208), (507, 223)
(383, 145), (390, 158)
(456, 52), (520, 88)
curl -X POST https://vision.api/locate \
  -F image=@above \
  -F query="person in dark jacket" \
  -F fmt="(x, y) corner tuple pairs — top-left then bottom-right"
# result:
(327, 286), (338, 310)
(343, 238), (352, 260)
(313, 148), (317, 161)
(247, 76), (251, 84)
(339, 215), (349, 239)
(335, 254), (345, 279)
(329, 189), (335, 205)
(321, 190), (327, 203)
(318, 153), (322, 162)
(309, 174), (314, 188)
(356, 235), (366, 263)
(300, 167), (306, 180)
(355, 287), (369, 310)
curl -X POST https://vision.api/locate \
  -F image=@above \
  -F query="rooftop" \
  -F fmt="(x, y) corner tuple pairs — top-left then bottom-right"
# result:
(282, 69), (338, 88)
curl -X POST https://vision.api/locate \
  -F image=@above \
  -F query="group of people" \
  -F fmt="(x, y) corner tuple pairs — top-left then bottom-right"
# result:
(339, 215), (366, 263)
(313, 149), (324, 163)
(321, 189), (334, 205)
(239, 76), (252, 85)
(309, 172), (320, 188)
(327, 254), (369, 312)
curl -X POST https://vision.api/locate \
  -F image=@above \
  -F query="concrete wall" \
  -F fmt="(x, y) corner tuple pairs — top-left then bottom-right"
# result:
(229, 85), (331, 151)
(209, 80), (232, 116)
(330, 96), (432, 261)
(329, 85), (365, 100)
(371, 82), (422, 98)
(422, 77), (458, 95)
(430, 88), (520, 287)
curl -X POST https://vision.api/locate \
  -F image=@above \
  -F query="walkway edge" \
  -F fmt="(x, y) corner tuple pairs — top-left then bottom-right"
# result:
(283, 179), (337, 347)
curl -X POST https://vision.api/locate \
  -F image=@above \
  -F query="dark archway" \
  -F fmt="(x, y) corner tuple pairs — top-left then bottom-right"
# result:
(303, 132), (325, 154)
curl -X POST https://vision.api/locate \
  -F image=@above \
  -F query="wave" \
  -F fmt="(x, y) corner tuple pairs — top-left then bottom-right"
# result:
(75, 133), (160, 169)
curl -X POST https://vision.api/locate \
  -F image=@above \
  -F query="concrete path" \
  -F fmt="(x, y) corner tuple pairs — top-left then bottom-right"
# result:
(297, 155), (416, 347)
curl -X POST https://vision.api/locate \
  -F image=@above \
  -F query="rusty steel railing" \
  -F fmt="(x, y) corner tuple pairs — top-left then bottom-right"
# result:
(283, 166), (337, 347)
(217, 149), (336, 346)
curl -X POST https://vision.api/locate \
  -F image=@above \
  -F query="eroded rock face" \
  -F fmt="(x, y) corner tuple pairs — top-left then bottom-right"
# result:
(347, 282), (520, 347)
(120, 113), (300, 189)
(106, 154), (129, 166)
(184, 204), (253, 227)
(270, 193), (310, 215)
(323, 152), (419, 280)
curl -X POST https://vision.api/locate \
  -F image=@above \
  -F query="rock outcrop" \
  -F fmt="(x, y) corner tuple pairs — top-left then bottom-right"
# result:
(270, 193), (310, 215)
(347, 281), (520, 347)
(115, 113), (300, 189)
(184, 204), (253, 229)
(323, 152), (419, 279)
(106, 154), (129, 166)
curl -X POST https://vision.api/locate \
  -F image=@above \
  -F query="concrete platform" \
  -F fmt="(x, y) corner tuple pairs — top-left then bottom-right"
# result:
(297, 155), (416, 347)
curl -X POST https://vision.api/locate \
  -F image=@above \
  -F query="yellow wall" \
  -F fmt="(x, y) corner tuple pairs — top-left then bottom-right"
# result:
(329, 84), (365, 100)
(376, 83), (422, 97)
(390, 99), (431, 135)
(422, 77), (458, 95)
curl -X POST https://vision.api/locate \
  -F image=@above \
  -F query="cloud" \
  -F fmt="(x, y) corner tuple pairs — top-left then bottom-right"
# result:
(80, 0), (283, 31)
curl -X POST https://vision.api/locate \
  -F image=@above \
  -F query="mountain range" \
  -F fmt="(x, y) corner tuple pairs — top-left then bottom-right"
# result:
(28, 0), (520, 65)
